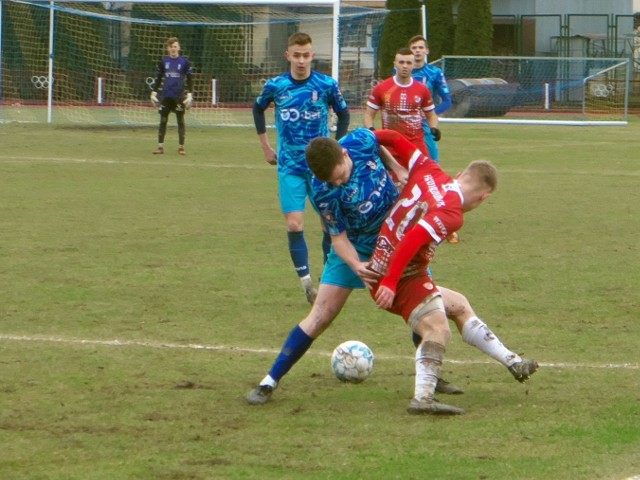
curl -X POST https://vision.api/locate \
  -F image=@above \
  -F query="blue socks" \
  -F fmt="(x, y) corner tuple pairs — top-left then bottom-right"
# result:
(268, 325), (314, 382)
(288, 231), (310, 277)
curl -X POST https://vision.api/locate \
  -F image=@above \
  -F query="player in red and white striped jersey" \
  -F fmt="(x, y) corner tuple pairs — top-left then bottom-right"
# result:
(364, 48), (440, 157)
(369, 129), (537, 415)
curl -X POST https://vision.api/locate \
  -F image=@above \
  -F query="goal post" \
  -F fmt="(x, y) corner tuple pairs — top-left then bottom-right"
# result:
(0, 0), (388, 126)
(434, 56), (630, 126)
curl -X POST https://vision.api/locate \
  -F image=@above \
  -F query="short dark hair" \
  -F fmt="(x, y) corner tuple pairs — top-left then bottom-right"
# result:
(407, 35), (428, 48)
(305, 137), (343, 182)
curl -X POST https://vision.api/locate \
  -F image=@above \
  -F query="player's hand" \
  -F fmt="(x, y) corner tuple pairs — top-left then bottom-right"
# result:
(261, 145), (277, 166)
(183, 93), (193, 109)
(374, 285), (396, 309)
(393, 167), (409, 188)
(430, 127), (442, 142)
(150, 91), (159, 106)
(354, 262), (380, 289)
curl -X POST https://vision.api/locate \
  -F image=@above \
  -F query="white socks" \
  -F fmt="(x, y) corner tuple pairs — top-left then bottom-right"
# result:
(260, 375), (277, 389)
(414, 341), (445, 401)
(461, 317), (521, 367)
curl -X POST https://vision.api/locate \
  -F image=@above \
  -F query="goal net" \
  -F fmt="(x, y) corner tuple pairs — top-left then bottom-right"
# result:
(435, 56), (630, 125)
(0, 0), (388, 126)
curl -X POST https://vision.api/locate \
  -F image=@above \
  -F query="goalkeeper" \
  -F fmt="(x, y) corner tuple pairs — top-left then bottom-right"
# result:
(150, 37), (193, 156)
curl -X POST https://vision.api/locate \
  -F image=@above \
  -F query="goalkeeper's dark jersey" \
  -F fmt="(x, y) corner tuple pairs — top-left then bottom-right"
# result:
(154, 56), (193, 100)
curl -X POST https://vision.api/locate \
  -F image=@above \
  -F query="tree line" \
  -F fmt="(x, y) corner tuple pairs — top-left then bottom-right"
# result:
(378, 0), (493, 74)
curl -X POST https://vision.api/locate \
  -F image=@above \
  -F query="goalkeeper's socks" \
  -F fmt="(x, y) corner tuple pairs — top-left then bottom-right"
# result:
(268, 325), (314, 383)
(461, 317), (522, 367)
(288, 231), (310, 277)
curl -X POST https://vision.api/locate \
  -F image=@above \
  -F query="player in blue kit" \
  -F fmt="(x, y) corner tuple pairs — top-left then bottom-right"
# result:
(253, 32), (350, 305)
(246, 128), (406, 405)
(150, 37), (193, 156)
(406, 35), (452, 163)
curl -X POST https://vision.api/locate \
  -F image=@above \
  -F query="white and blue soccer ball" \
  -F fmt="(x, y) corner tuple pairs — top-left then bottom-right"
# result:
(331, 340), (374, 383)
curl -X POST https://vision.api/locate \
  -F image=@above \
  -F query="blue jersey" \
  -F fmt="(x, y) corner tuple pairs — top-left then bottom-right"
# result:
(410, 64), (451, 115)
(256, 71), (348, 175)
(310, 128), (399, 250)
(155, 56), (193, 100)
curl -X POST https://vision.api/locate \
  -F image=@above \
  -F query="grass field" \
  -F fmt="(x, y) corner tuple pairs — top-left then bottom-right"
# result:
(1, 120), (639, 479)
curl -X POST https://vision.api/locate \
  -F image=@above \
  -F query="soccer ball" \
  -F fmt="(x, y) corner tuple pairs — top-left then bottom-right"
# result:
(331, 340), (374, 383)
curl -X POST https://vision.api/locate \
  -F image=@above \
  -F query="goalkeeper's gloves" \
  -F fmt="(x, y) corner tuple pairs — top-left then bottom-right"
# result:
(183, 93), (193, 109)
(430, 127), (442, 142)
(150, 91), (159, 106)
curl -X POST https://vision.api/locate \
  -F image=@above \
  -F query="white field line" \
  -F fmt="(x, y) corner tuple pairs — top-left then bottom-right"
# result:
(0, 333), (637, 370)
(0, 155), (271, 170)
(1, 154), (639, 177)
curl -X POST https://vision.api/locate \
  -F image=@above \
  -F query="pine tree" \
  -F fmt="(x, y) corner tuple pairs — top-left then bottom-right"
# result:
(379, 0), (422, 77)
(425, 0), (454, 61)
(453, 0), (493, 56)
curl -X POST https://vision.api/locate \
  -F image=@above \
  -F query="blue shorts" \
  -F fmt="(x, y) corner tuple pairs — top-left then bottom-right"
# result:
(278, 171), (313, 214)
(320, 244), (374, 290)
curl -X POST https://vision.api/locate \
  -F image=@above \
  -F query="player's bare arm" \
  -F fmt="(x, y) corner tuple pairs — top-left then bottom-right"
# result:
(331, 232), (380, 288)
(378, 144), (408, 187)
(258, 132), (277, 165)
(363, 106), (378, 130)
(425, 109), (439, 130)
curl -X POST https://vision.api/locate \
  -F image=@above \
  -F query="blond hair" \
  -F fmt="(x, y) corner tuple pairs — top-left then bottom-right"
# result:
(461, 160), (498, 193)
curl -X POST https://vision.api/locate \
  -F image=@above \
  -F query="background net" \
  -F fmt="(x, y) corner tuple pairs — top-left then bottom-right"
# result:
(0, 1), (388, 126)
(435, 56), (629, 124)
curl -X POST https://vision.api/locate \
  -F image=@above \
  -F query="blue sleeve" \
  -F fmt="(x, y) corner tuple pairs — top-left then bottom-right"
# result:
(255, 80), (275, 110)
(433, 71), (452, 115)
(330, 78), (348, 115)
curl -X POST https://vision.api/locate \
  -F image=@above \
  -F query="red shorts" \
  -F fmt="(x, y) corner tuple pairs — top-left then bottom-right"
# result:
(371, 273), (440, 322)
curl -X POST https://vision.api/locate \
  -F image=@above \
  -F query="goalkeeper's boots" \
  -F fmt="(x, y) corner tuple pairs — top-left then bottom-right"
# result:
(436, 378), (465, 395)
(508, 358), (539, 383)
(178, 146), (186, 156)
(246, 385), (274, 405)
(152, 146), (164, 155)
(407, 397), (465, 415)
